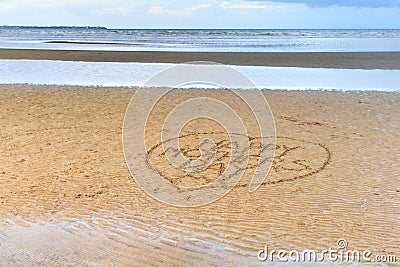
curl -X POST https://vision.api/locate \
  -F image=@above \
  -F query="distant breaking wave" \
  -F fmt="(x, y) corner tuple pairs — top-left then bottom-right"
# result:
(45, 40), (140, 46)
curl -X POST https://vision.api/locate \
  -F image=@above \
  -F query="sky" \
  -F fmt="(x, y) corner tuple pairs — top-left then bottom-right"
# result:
(0, 0), (400, 29)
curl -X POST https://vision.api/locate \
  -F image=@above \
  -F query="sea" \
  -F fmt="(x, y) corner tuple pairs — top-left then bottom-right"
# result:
(1, 27), (400, 52)
(1, 27), (400, 90)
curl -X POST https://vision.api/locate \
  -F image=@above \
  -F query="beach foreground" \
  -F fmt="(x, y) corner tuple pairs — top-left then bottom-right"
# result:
(0, 84), (399, 265)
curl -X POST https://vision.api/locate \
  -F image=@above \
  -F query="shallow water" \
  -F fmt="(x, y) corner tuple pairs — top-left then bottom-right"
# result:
(0, 60), (400, 91)
(0, 217), (356, 266)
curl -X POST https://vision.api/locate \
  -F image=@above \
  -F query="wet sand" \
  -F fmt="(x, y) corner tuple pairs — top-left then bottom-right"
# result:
(0, 84), (399, 265)
(1, 49), (400, 69)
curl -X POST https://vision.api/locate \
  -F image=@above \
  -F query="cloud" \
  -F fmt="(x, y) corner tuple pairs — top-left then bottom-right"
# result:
(189, 4), (212, 10)
(95, 7), (131, 15)
(248, 0), (400, 7)
(220, 1), (269, 8)
(148, 3), (211, 15)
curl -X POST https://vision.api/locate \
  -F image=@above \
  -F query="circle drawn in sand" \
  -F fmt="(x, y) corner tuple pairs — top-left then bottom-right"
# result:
(123, 62), (276, 207)
(147, 134), (331, 188)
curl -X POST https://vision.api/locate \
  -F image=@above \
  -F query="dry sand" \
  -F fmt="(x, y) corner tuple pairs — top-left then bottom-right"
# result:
(1, 49), (400, 69)
(0, 84), (399, 265)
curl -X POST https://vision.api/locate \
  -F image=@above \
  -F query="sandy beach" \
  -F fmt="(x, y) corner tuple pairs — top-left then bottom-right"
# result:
(1, 49), (400, 69)
(0, 84), (399, 265)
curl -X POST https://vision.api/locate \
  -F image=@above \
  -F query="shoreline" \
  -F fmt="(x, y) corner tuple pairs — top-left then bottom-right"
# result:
(1, 49), (400, 69)
(1, 83), (400, 93)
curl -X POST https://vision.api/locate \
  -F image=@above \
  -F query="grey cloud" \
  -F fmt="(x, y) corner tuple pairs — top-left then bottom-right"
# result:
(250, 0), (400, 7)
